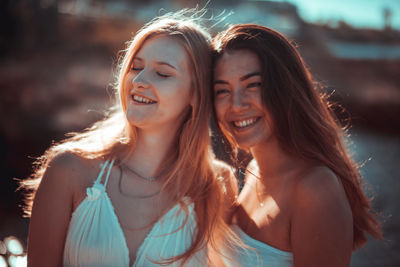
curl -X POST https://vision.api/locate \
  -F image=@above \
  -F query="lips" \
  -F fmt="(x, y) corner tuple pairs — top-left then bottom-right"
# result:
(231, 117), (260, 129)
(131, 93), (157, 104)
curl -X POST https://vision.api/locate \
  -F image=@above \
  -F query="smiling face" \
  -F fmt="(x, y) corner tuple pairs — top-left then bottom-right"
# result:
(214, 49), (273, 149)
(124, 35), (192, 133)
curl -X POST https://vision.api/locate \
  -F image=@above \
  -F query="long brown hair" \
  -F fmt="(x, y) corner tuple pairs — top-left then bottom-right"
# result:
(21, 9), (230, 265)
(212, 24), (382, 249)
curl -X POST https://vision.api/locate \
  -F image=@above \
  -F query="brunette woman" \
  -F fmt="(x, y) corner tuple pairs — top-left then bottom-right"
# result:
(213, 24), (382, 267)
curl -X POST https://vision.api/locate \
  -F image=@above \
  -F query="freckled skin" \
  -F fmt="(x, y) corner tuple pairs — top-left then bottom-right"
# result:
(214, 49), (274, 149)
(214, 49), (353, 267)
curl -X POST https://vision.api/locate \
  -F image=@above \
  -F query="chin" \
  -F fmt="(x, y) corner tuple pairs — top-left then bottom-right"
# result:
(236, 141), (257, 150)
(235, 133), (271, 150)
(233, 136), (258, 149)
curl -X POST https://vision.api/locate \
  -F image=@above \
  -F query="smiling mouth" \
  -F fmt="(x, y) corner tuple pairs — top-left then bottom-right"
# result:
(232, 117), (260, 129)
(131, 94), (157, 104)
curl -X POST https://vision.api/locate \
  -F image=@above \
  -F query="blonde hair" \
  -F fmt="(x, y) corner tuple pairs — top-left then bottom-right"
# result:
(21, 9), (234, 265)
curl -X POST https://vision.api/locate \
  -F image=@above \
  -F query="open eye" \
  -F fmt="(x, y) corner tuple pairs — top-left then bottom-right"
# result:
(247, 82), (261, 89)
(215, 88), (230, 96)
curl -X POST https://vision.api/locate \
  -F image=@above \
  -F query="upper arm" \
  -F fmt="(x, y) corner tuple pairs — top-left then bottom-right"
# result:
(291, 167), (353, 267)
(27, 152), (82, 267)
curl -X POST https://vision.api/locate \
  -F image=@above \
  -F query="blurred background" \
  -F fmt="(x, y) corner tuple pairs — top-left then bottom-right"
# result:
(0, 0), (399, 266)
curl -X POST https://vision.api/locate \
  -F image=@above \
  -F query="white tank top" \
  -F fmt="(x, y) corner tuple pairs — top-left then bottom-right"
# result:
(223, 224), (293, 267)
(63, 159), (206, 266)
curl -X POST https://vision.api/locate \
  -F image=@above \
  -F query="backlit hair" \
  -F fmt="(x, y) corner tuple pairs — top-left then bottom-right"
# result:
(212, 24), (382, 249)
(22, 9), (231, 265)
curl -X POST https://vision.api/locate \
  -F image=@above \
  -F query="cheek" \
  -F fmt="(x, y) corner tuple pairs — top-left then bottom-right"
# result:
(160, 82), (192, 113)
(120, 84), (129, 110)
(122, 72), (133, 95)
(165, 79), (189, 96)
(264, 114), (275, 132)
(176, 81), (192, 105)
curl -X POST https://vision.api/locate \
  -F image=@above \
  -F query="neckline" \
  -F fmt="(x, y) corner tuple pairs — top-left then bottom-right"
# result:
(70, 182), (185, 266)
(71, 159), (188, 266)
(231, 224), (293, 256)
(100, 185), (182, 266)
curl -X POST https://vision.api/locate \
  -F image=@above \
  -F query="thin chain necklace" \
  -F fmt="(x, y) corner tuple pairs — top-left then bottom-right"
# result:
(255, 178), (266, 207)
(246, 168), (266, 207)
(121, 162), (160, 182)
(118, 165), (160, 199)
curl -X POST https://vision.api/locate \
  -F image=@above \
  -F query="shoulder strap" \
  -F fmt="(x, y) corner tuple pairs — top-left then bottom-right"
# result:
(103, 159), (115, 186)
(95, 159), (115, 186)
(94, 159), (110, 185)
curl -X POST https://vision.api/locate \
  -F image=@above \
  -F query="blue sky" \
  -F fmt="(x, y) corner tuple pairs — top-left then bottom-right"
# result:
(264, 0), (400, 29)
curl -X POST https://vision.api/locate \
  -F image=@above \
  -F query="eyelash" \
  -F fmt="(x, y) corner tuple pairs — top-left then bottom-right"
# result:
(215, 89), (229, 95)
(131, 67), (170, 78)
(156, 72), (170, 78)
(215, 82), (261, 94)
(247, 82), (261, 88)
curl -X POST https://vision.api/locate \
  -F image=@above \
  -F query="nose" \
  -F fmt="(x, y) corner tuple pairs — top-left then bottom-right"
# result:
(131, 70), (149, 91)
(231, 88), (249, 112)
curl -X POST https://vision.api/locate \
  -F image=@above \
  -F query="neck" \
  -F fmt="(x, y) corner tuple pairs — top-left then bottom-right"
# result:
(250, 137), (295, 182)
(124, 125), (179, 177)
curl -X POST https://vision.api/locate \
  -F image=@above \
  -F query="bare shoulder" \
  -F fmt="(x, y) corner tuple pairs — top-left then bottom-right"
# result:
(291, 165), (353, 266)
(41, 152), (103, 198)
(48, 151), (99, 176)
(293, 165), (348, 206)
(28, 151), (104, 266)
(292, 165), (353, 219)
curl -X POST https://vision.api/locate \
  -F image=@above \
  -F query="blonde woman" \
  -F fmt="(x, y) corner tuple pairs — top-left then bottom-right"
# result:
(23, 10), (236, 267)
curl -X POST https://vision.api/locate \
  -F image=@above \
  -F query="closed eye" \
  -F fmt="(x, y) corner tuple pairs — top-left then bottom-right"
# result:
(131, 67), (143, 71)
(156, 72), (171, 78)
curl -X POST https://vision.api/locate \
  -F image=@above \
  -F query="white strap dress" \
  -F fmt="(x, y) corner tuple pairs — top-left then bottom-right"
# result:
(223, 224), (293, 267)
(63, 159), (206, 266)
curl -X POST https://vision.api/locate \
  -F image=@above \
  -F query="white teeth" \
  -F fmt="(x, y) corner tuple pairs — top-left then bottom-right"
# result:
(234, 118), (257, 128)
(133, 95), (155, 104)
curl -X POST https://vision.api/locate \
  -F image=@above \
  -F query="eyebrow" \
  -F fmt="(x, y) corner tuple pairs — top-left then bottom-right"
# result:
(214, 71), (261, 84)
(240, 71), (261, 81)
(214, 80), (228, 85)
(134, 57), (177, 70)
(156, 61), (177, 70)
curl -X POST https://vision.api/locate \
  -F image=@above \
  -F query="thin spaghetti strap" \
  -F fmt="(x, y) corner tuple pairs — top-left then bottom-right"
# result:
(94, 160), (109, 184)
(103, 159), (115, 187)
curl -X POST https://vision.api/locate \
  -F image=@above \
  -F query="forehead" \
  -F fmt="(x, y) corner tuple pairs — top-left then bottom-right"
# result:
(135, 35), (190, 70)
(214, 49), (261, 79)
